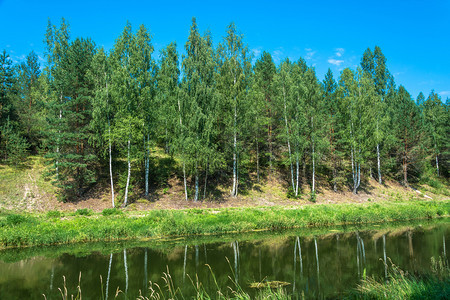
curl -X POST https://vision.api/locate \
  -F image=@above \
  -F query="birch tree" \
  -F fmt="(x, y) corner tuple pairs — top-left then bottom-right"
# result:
(302, 68), (324, 197)
(110, 22), (146, 206)
(90, 47), (116, 207)
(217, 22), (251, 197)
(181, 18), (218, 201)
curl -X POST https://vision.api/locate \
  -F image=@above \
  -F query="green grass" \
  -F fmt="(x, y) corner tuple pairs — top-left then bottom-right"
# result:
(349, 257), (450, 299)
(0, 199), (449, 248)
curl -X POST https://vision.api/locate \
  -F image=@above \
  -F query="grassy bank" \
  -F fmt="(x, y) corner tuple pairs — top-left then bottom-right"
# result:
(349, 257), (450, 299)
(0, 200), (449, 248)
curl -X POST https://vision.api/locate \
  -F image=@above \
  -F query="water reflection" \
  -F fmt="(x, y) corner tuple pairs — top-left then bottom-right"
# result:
(105, 253), (112, 300)
(0, 222), (448, 299)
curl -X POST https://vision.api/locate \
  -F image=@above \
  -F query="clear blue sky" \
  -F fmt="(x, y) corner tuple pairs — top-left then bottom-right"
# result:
(1, 0), (449, 100)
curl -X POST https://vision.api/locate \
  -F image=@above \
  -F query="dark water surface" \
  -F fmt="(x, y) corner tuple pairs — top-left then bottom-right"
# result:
(0, 219), (448, 299)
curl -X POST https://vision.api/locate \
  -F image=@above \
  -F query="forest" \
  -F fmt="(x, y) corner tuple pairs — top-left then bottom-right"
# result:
(0, 18), (448, 206)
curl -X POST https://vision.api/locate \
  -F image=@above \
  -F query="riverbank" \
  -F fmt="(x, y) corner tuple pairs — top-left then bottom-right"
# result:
(1, 199), (448, 248)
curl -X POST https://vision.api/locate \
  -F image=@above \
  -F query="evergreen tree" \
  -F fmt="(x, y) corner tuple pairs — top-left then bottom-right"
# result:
(44, 21), (98, 200)
(392, 86), (422, 185)
(0, 50), (19, 161)
(16, 51), (45, 153)
(253, 51), (276, 174)
(423, 91), (447, 177)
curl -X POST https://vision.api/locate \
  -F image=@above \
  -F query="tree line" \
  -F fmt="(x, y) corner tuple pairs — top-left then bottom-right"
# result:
(0, 18), (448, 205)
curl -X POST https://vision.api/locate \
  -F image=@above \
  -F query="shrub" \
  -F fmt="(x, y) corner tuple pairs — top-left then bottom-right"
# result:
(6, 214), (28, 226)
(74, 208), (93, 216)
(47, 210), (62, 218)
(102, 208), (123, 216)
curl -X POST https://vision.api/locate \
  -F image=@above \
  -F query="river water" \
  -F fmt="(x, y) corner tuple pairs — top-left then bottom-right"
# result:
(0, 219), (448, 299)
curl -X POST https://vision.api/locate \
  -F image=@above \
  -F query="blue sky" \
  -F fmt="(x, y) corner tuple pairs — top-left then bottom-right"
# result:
(1, 0), (449, 100)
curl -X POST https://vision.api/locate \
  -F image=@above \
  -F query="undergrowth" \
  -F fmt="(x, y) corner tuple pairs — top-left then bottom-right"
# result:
(349, 257), (450, 299)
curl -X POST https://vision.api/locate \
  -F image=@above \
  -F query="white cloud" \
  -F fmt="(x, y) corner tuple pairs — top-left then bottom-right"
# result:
(305, 48), (312, 52)
(335, 48), (345, 57)
(328, 58), (344, 66)
(439, 91), (450, 96)
(305, 50), (316, 60)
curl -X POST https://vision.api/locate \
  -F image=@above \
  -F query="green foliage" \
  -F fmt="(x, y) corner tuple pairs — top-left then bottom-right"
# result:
(0, 119), (29, 164)
(309, 191), (316, 203)
(351, 257), (450, 299)
(74, 208), (93, 216)
(46, 210), (62, 218)
(0, 200), (448, 248)
(102, 207), (122, 216)
(5, 214), (28, 226)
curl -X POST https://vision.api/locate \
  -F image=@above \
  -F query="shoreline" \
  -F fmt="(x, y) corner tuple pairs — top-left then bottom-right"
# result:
(0, 199), (449, 249)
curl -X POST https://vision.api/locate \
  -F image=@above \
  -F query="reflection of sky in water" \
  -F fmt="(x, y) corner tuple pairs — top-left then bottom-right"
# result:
(0, 221), (448, 299)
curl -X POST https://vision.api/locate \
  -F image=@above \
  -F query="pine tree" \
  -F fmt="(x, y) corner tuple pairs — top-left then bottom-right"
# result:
(253, 52), (276, 174)
(44, 21), (98, 200)
(0, 50), (19, 161)
(423, 91), (447, 177)
(16, 51), (44, 153)
(392, 86), (422, 185)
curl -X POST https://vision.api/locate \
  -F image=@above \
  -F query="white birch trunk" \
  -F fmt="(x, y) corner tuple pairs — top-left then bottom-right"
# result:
(314, 237), (320, 289)
(312, 142), (315, 193)
(283, 85), (295, 193)
(108, 121), (114, 208)
(183, 163), (188, 201)
(183, 245), (187, 282)
(124, 138), (131, 206)
(236, 151), (239, 196)
(256, 137), (260, 183)
(383, 235), (387, 279)
(145, 133), (149, 196)
(351, 146), (356, 194)
(194, 162), (199, 202)
(178, 95), (188, 201)
(436, 155), (439, 177)
(203, 161), (208, 200)
(377, 143), (382, 184)
(295, 154), (299, 197)
(297, 236), (303, 275)
(144, 248), (148, 293)
(311, 117), (315, 194)
(231, 75), (238, 197)
(123, 249), (128, 294)
(106, 253), (112, 300)
(106, 81), (115, 208)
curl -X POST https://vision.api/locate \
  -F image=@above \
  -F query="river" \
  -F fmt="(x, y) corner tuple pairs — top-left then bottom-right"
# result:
(0, 219), (448, 299)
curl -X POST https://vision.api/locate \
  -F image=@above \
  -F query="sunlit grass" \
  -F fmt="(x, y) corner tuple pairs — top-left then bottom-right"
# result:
(0, 200), (448, 248)
(349, 257), (450, 299)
